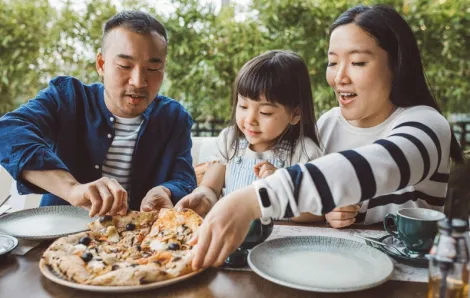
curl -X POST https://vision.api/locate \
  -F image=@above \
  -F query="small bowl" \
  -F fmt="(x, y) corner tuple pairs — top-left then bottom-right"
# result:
(0, 234), (18, 262)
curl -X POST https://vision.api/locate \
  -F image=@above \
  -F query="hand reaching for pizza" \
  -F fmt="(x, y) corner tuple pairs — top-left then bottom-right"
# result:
(140, 186), (173, 212)
(175, 186), (217, 217)
(66, 177), (128, 218)
(325, 204), (361, 228)
(253, 161), (277, 178)
(190, 185), (259, 270)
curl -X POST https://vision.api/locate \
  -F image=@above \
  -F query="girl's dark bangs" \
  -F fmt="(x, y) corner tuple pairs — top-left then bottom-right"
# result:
(236, 61), (283, 104)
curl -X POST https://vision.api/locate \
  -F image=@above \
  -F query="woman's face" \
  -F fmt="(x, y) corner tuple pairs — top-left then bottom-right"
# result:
(326, 23), (395, 128)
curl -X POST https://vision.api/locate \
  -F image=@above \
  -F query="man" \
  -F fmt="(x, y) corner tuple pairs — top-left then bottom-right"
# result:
(0, 11), (196, 217)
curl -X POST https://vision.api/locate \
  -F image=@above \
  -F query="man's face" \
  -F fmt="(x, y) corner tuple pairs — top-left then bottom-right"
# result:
(96, 27), (167, 118)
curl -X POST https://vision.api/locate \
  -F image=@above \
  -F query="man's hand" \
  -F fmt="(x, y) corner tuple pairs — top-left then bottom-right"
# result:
(325, 205), (360, 228)
(140, 186), (173, 212)
(190, 185), (260, 270)
(253, 161), (277, 178)
(175, 186), (217, 217)
(66, 177), (128, 218)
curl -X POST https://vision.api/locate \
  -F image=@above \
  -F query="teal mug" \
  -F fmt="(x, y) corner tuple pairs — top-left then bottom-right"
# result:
(224, 219), (274, 267)
(384, 208), (445, 253)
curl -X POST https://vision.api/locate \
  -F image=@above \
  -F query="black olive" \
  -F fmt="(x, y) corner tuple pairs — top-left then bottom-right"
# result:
(126, 223), (136, 231)
(136, 245), (142, 251)
(81, 252), (93, 262)
(139, 277), (151, 285)
(168, 243), (180, 250)
(99, 215), (112, 223)
(172, 257), (181, 262)
(111, 265), (120, 271)
(79, 236), (91, 246)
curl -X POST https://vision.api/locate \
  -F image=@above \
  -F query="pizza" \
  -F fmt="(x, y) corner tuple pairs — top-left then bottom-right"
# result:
(41, 208), (203, 286)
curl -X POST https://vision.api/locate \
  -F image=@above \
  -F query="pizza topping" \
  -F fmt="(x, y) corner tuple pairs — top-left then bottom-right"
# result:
(81, 252), (93, 262)
(176, 214), (185, 224)
(111, 264), (120, 271)
(87, 259), (106, 271)
(105, 226), (120, 243)
(168, 243), (180, 251)
(99, 215), (113, 223)
(73, 244), (88, 253)
(79, 236), (91, 246)
(125, 223), (136, 231)
(149, 239), (167, 251)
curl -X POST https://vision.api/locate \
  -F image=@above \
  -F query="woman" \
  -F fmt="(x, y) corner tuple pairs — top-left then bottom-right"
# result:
(189, 4), (463, 269)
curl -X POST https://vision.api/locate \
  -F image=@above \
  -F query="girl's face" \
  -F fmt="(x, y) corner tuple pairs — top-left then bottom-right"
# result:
(326, 23), (395, 128)
(235, 94), (300, 152)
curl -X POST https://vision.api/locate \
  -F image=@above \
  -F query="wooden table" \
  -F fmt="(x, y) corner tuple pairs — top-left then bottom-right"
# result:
(0, 224), (428, 298)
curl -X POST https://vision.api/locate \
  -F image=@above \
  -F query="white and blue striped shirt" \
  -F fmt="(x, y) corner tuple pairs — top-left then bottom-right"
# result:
(102, 115), (143, 192)
(253, 106), (451, 224)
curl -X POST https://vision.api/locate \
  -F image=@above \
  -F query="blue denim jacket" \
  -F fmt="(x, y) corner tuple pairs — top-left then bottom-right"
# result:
(0, 76), (196, 210)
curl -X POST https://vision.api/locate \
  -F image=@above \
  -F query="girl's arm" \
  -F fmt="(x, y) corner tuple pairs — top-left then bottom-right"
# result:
(196, 162), (226, 202)
(175, 162), (225, 217)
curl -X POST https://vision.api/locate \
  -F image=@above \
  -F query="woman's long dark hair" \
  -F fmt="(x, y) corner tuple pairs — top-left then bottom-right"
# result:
(330, 4), (463, 163)
(228, 50), (320, 160)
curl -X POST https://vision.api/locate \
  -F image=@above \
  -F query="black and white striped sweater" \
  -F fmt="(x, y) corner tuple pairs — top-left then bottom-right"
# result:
(253, 106), (451, 224)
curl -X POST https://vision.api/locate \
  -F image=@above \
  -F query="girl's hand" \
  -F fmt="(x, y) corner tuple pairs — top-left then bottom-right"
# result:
(325, 205), (360, 228)
(175, 186), (217, 217)
(253, 161), (277, 178)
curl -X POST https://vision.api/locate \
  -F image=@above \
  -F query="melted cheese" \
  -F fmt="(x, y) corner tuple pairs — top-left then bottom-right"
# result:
(176, 215), (185, 224)
(150, 239), (168, 251)
(87, 260), (106, 271)
(73, 244), (87, 253)
(106, 226), (120, 243)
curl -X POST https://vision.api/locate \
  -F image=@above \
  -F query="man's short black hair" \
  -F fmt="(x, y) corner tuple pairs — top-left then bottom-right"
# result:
(101, 10), (167, 52)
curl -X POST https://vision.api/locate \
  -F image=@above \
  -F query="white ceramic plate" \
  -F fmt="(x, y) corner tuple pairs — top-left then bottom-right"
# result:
(39, 259), (203, 293)
(0, 206), (96, 239)
(0, 234), (18, 257)
(248, 236), (393, 293)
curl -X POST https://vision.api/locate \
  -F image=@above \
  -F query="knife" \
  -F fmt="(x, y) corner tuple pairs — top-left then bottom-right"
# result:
(0, 194), (11, 209)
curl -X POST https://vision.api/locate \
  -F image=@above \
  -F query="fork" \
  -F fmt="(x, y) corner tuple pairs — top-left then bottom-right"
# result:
(354, 234), (408, 257)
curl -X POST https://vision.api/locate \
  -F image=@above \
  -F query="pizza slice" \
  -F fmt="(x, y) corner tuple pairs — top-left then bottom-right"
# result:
(141, 208), (202, 252)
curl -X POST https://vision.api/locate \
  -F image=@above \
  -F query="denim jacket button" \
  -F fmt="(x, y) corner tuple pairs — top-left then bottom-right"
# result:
(95, 165), (99, 169)
(236, 157), (242, 164)
(107, 134), (112, 138)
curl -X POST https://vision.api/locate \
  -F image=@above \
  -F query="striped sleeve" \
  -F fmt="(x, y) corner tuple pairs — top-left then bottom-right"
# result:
(253, 107), (452, 218)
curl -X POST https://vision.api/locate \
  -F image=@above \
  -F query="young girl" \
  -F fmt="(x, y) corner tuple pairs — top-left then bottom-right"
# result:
(176, 50), (323, 222)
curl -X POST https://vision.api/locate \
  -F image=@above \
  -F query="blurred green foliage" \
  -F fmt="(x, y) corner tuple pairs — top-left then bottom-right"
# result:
(1, 0), (469, 120)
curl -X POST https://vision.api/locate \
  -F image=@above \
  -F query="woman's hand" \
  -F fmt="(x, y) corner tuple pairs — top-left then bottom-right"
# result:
(325, 205), (360, 228)
(190, 185), (261, 270)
